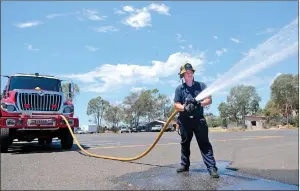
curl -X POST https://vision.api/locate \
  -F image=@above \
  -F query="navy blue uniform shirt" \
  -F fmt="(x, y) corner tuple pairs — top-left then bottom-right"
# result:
(174, 81), (207, 119)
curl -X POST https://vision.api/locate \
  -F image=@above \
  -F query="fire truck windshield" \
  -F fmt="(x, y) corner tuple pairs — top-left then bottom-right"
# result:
(9, 76), (62, 92)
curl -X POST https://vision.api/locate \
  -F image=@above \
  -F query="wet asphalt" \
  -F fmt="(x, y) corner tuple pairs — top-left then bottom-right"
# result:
(1, 128), (298, 190)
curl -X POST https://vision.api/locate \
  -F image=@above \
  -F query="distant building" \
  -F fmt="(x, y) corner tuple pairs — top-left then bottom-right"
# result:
(244, 116), (266, 130)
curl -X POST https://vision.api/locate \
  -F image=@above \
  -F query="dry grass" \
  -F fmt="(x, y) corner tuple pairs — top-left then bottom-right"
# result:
(227, 127), (247, 132)
(208, 127), (229, 132)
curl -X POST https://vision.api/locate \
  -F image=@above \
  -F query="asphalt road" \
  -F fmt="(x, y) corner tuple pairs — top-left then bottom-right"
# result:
(1, 128), (299, 190)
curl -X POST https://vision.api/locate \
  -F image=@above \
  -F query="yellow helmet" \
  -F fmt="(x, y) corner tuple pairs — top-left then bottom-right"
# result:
(178, 63), (195, 78)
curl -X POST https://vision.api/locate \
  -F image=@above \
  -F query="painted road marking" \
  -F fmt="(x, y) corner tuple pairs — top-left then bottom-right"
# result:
(87, 136), (283, 150)
(212, 136), (283, 142)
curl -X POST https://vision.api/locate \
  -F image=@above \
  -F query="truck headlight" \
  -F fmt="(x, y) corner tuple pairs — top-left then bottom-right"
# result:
(6, 119), (16, 126)
(67, 119), (74, 126)
(60, 119), (74, 126)
(1, 102), (17, 112)
(63, 106), (74, 113)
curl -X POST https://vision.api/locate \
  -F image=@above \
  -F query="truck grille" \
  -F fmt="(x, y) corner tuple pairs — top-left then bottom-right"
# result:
(18, 93), (62, 111)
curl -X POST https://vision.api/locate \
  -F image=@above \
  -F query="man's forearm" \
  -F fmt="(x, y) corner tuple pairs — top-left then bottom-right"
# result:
(174, 103), (185, 112)
(200, 97), (212, 107)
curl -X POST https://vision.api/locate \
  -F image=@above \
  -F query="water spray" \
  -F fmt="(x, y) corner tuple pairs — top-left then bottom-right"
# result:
(196, 17), (298, 101)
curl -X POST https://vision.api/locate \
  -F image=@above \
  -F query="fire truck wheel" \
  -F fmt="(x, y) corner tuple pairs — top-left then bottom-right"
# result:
(0, 128), (12, 153)
(45, 138), (52, 145)
(38, 138), (52, 146)
(38, 138), (45, 145)
(60, 129), (73, 150)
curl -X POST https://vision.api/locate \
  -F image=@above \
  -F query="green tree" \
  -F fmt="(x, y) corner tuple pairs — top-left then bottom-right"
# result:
(218, 85), (261, 124)
(137, 89), (172, 121)
(62, 83), (80, 102)
(270, 74), (299, 125)
(121, 89), (173, 127)
(156, 93), (173, 120)
(104, 104), (123, 128)
(86, 96), (110, 132)
(122, 92), (141, 127)
(218, 102), (230, 126)
(263, 100), (281, 117)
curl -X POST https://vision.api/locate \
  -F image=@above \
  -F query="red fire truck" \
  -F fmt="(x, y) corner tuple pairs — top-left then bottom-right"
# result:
(0, 73), (79, 152)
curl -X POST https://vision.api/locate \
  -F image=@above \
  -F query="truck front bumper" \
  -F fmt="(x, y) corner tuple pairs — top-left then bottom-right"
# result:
(0, 115), (79, 129)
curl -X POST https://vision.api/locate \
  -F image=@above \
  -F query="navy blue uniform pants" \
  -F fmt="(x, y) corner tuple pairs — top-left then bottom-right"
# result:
(178, 116), (217, 172)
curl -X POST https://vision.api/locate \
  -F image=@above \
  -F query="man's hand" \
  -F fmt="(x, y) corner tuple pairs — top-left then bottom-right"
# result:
(184, 103), (196, 113)
(185, 98), (201, 108)
(200, 96), (212, 107)
(185, 98), (197, 105)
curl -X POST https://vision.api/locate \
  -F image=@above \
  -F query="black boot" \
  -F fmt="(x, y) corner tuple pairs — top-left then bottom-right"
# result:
(209, 168), (219, 178)
(177, 165), (189, 173)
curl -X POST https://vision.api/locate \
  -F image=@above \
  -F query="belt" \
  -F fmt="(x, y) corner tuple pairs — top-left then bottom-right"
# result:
(179, 114), (204, 120)
(188, 115), (204, 119)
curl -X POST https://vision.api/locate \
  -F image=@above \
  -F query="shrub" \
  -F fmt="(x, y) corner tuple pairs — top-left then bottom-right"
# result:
(111, 126), (119, 133)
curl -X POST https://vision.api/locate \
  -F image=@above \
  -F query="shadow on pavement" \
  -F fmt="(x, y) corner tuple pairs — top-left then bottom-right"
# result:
(111, 160), (299, 190)
(7, 141), (91, 155)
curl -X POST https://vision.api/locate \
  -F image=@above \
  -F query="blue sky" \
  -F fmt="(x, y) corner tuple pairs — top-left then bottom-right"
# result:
(1, 1), (298, 126)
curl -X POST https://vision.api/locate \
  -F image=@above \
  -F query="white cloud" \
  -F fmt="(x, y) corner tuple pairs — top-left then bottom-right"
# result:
(59, 51), (206, 93)
(215, 48), (228, 57)
(241, 52), (248, 56)
(46, 13), (66, 19)
(85, 45), (99, 52)
(130, 87), (146, 92)
(94, 26), (119, 33)
(121, 3), (170, 29)
(82, 9), (107, 21)
(180, 46), (185, 50)
(164, 80), (181, 88)
(14, 21), (42, 28)
(123, 8), (152, 29)
(147, 3), (170, 15)
(76, 17), (85, 21)
(176, 33), (186, 42)
(24, 43), (39, 51)
(200, 76), (216, 83)
(123, 5), (135, 12)
(208, 60), (219, 65)
(238, 75), (274, 87)
(213, 36), (218, 40)
(230, 38), (240, 44)
(256, 28), (276, 35)
(46, 12), (79, 19)
(114, 9), (126, 15)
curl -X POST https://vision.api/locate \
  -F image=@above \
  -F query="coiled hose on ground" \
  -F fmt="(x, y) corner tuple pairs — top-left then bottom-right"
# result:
(60, 110), (178, 161)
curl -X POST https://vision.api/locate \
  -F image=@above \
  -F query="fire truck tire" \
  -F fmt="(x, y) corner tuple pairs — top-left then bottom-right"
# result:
(38, 138), (52, 145)
(38, 138), (45, 145)
(61, 129), (73, 150)
(0, 128), (12, 153)
(45, 138), (52, 145)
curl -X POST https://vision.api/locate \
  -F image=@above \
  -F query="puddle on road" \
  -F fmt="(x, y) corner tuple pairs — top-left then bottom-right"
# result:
(112, 160), (299, 190)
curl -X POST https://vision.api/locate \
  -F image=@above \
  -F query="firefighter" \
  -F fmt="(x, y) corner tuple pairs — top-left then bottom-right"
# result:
(173, 62), (219, 178)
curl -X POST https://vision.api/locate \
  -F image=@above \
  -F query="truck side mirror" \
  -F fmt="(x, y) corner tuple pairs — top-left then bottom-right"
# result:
(68, 83), (73, 101)
(2, 86), (7, 98)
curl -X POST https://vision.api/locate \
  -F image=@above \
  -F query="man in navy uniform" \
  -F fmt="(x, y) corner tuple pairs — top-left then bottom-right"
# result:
(173, 62), (219, 178)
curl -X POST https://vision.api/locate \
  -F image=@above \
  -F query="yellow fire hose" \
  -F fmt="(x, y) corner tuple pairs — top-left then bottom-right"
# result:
(59, 110), (178, 161)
